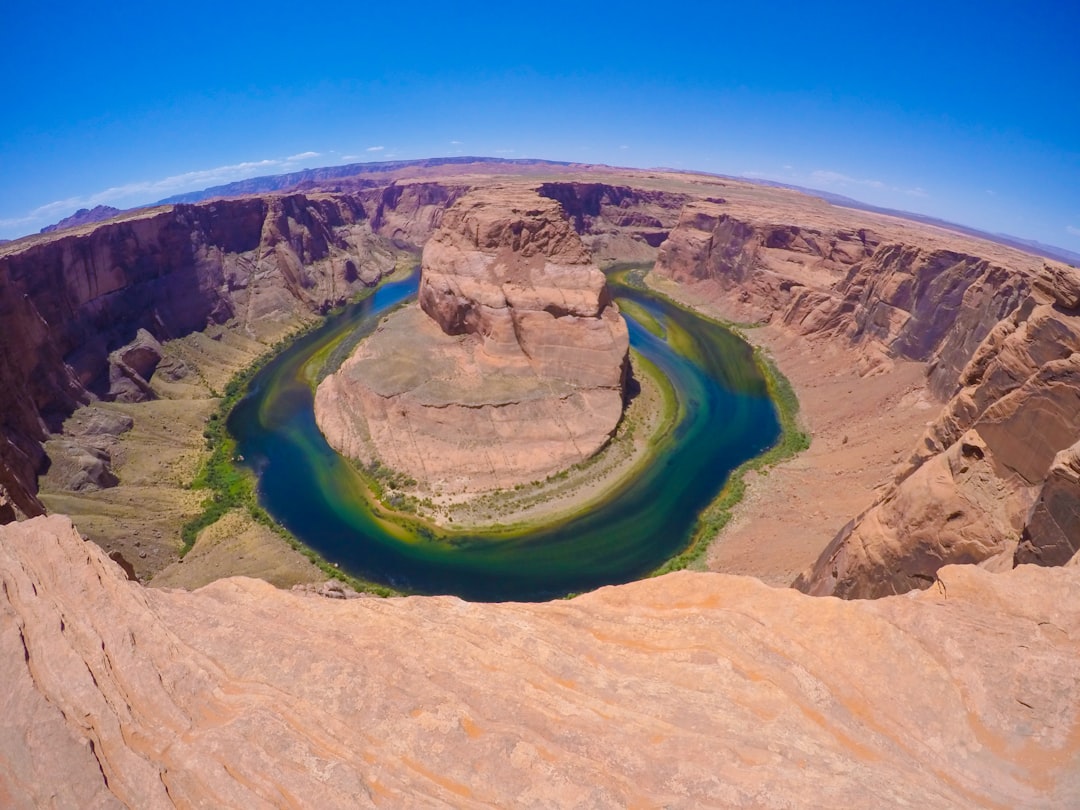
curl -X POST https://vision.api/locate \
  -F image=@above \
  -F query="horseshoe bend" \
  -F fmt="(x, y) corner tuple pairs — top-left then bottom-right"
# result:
(1, 160), (1079, 806)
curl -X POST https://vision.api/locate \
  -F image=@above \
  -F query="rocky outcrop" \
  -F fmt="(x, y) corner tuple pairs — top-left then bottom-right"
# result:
(316, 187), (630, 492)
(1017, 440), (1080, 566)
(655, 206), (1038, 388)
(651, 200), (1080, 597)
(0, 192), (410, 521)
(796, 266), (1080, 597)
(3, 515), (1078, 807)
(654, 200), (879, 322)
(537, 182), (688, 262)
(782, 244), (1033, 385)
(367, 180), (467, 246)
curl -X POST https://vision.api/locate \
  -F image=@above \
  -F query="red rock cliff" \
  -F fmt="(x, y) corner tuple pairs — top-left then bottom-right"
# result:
(0, 189), (442, 521)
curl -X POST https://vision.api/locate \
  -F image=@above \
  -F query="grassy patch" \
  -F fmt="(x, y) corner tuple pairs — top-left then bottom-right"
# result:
(627, 262), (811, 577)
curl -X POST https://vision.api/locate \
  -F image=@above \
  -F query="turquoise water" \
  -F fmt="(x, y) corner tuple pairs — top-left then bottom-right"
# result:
(228, 272), (779, 601)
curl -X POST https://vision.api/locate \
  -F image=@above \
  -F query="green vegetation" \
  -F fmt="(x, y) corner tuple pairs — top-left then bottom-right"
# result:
(607, 262), (762, 332)
(627, 263), (812, 577)
(180, 300), (404, 597)
(651, 348), (809, 576)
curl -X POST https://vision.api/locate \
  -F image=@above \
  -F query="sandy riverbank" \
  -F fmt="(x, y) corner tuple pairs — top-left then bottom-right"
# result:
(646, 274), (937, 587)
(365, 349), (677, 533)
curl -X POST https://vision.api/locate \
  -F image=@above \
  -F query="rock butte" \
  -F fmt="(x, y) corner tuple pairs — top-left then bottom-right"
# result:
(314, 187), (630, 492)
(0, 158), (1079, 804)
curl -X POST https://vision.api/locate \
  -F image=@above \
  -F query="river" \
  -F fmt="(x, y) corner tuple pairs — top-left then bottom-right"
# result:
(227, 270), (780, 601)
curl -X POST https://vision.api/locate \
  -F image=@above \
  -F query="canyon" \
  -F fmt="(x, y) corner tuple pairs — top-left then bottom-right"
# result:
(1, 159), (1078, 805)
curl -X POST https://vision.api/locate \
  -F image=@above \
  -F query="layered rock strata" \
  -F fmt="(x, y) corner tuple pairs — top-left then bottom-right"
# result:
(796, 270), (1080, 596)
(0, 175), (682, 524)
(536, 181), (688, 262)
(2, 515), (1078, 807)
(0, 192), (414, 520)
(651, 201), (1080, 595)
(315, 187), (630, 492)
(653, 199), (880, 323)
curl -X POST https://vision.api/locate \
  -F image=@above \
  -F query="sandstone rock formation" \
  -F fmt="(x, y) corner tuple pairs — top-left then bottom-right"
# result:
(1017, 439), (1080, 566)
(649, 198), (1080, 597)
(536, 181), (688, 262)
(0, 173), (680, 526)
(2, 515), (1078, 807)
(0, 192), (412, 521)
(316, 187), (630, 492)
(5, 161), (1080, 806)
(795, 265), (1080, 597)
(653, 199), (879, 323)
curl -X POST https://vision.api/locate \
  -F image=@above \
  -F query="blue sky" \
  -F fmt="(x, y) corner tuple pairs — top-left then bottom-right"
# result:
(3, 1), (1078, 251)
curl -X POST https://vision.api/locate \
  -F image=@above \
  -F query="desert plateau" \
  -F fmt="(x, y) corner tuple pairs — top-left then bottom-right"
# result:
(0, 153), (1076, 806)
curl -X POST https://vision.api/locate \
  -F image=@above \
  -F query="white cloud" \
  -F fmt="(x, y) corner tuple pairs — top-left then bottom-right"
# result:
(495, 149), (515, 154)
(285, 151), (320, 161)
(810, 169), (928, 200)
(620, 145), (629, 150)
(450, 140), (463, 145)
(366, 145), (385, 152)
(811, 170), (885, 190)
(1066, 225), (1080, 237)
(0, 155), (306, 238)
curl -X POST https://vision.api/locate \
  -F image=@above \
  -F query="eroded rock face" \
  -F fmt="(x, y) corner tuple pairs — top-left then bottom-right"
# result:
(0, 192), (408, 520)
(536, 182), (688, 262)
(3, 515), (1078, 807)
(316, 187), (630, 491)
(1017, 440), (1080, 566)
(654, 200), (879, 324)
(783, 243), (1033, 384)
(796, 287), (1080, 597)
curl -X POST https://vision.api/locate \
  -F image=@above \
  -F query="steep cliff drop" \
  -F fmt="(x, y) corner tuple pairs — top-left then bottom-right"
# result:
(650, 198), (1080, 594)
(315, 187), (630, 493)
(795, 263), (1080, 597)
(1, 514), (1077, 807)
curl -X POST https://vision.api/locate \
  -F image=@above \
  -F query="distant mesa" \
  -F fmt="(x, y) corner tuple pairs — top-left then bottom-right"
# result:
(314, 186), (630, 493)
(40, 205), (122, 234)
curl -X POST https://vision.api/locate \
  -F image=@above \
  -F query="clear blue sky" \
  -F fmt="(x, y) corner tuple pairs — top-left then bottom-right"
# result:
(3, 1), (1078, 251)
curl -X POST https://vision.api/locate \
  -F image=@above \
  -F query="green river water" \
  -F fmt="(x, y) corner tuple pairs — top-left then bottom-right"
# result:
(227, 270), (780, 601)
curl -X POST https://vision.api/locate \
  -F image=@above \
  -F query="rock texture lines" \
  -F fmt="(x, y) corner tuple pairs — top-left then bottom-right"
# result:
(315, 187), (629, 491)
(2, 515), (1078, 808)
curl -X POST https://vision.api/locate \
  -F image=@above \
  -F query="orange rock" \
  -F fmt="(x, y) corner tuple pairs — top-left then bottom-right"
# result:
(2, 515), (1078, 807)
(316, 188), (629, 491)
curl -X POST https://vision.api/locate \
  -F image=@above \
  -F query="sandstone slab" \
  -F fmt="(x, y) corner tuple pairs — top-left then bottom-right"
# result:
(2, 515), (1078, 808)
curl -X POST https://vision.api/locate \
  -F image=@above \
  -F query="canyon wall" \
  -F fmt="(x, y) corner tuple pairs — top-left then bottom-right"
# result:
(0, 191), (419, 520)
(3, 169), (1080, 805)
(536, 182), (688, 262)
(7, 167), (1079, 598)
(795, 272), (1080, 596)
(2, 514), (1077, 807)
(0, 177), (680, 522)
(651, 197), (1080, 595)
